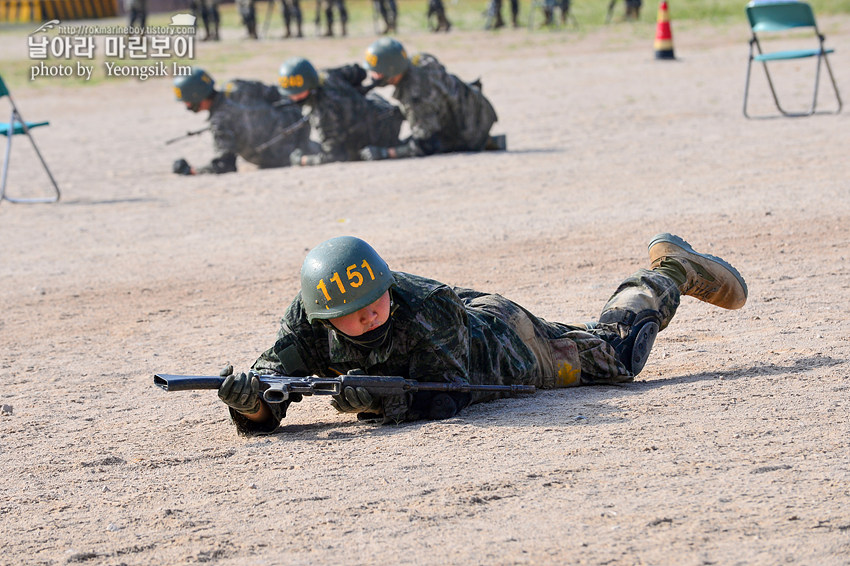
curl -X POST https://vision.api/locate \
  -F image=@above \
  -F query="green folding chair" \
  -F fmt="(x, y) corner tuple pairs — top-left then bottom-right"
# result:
(0, 73), (61, 204)
(743, 1), (842, 118)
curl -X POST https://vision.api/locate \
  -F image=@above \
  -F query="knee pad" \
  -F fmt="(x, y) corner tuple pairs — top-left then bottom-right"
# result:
(597, 309), (660, 376)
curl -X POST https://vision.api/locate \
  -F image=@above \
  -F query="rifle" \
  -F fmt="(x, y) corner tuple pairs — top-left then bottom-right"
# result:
(164, 126), (210, 146)
(252, 114), (310, 153)
(153, 373), (536, 404)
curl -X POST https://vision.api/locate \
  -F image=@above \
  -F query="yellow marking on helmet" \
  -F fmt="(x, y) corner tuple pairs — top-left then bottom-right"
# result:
(279, 74), (305, 89)
(173, 86), (182, 100)
(555, 362), (580, 387)
(365, 52), (378, 68)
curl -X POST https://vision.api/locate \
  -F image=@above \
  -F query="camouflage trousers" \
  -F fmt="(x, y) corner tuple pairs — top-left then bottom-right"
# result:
(474, 268), (681, 392)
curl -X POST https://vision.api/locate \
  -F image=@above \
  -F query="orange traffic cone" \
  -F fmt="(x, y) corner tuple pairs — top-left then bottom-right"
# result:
(654, 1), (675, 60)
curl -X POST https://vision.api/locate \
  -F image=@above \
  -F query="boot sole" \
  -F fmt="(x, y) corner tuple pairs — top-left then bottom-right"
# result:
(648, 233), (749, 299)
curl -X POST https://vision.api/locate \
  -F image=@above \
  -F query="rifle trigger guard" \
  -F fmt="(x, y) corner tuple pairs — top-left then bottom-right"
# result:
(263, 385), (290, 404)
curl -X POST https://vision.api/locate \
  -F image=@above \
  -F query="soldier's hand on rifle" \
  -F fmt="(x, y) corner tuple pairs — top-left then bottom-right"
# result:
(218, 367), (262, 415)
(331, 386), (382, 413)
(359, 145), (390, 161)
(172, 158), (194, 176)
(290, 149), (326, 167)
(331, 369), (382, 414)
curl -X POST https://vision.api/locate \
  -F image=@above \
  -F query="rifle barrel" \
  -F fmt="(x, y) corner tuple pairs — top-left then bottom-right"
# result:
(154, 374), (223, 391)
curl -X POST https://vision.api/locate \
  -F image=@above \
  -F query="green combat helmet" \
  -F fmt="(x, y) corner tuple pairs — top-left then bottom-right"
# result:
(278, 57), (320, 96)
(364, 37), (409, 78)
(301, 236), (394, 323)
(173, 68), (215, 110)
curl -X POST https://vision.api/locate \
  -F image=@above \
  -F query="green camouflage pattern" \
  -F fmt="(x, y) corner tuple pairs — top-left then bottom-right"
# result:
(301, 65), (403, 163)
(392, 54), (498, 154)
(202, 80), (314, 172)
(232, 269), (681, 433)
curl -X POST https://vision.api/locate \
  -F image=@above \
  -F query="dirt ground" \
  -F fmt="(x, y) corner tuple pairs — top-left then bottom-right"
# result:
(1, 13), (849, 566)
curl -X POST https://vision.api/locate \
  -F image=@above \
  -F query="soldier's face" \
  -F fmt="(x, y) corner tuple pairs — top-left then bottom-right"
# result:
(328, 291), (391, 337)
(185, 99), (212, 113)
(289, 91), (310, 103)
(369, 71), (401, 86)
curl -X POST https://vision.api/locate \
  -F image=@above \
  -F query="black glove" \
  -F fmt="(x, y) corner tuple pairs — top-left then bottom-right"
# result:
(331, 369), (382, 414)
(218, 367), (262, 414)
(172, 158), (193, 175)
(359, 145), (390, 161)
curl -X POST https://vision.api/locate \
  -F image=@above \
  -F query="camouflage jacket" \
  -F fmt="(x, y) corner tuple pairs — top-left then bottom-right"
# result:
(231, 271), (628, 434)
(201, 80), (311, 173)
(301, 65), (403, 163)
(392, 54), (498, 155)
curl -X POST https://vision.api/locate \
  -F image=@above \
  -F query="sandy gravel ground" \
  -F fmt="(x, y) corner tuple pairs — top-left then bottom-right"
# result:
(1, 13), (849, 566)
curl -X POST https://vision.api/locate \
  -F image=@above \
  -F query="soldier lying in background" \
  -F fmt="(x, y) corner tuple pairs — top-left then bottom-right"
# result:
(277, 57), (404, 166)
(359, 38), (506, 162)
(171, 67), (317, 175)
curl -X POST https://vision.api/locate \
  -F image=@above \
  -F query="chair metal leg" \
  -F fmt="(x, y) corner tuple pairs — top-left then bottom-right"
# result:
(744, 38), (842, 119)
(0, 111), (60, 204)
(820, 50), (843, 114)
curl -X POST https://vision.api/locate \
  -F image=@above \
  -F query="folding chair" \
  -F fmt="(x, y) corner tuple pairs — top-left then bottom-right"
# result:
(743, 1), (842, 118)
(0, 73), (61, 204)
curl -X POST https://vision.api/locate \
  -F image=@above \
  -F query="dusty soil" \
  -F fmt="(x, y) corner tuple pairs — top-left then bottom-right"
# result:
(1, 13), (849, 566)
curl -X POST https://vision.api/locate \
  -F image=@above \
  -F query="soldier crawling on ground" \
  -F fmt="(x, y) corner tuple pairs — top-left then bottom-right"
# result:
(277, 57), (404, 166)
(215, 234), (748, 435)
(171, 67), (317, 175)
(358, 37), (506, 162)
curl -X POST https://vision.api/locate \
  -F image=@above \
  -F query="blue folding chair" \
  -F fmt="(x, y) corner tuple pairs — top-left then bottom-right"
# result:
(744, 1), (842, 118)
(0, 73), (60, 204)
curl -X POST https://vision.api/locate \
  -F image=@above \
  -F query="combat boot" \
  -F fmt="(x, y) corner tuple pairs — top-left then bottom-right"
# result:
(648, 233), (748, 310)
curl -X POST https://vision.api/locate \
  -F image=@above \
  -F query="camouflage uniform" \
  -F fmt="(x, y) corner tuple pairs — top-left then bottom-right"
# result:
(236, 0), (258, 38)
(299, 65), (403, 163)
(231, 269), (681, 434)
(318, 0), (348, 36)
(392, 54), (498, 156)
(200, 80), (314, 174)
(281, 0), (303, 37)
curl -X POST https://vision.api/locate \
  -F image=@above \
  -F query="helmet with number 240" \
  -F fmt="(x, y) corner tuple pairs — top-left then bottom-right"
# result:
(301, 236), (394, 323)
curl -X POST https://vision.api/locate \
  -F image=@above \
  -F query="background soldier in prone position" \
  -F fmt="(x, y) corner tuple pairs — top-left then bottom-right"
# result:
(359, 37), (505, 162)
(217, 234), (748, 435)
(172, 67), (316, 175)
(278, 57), (403, 166)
